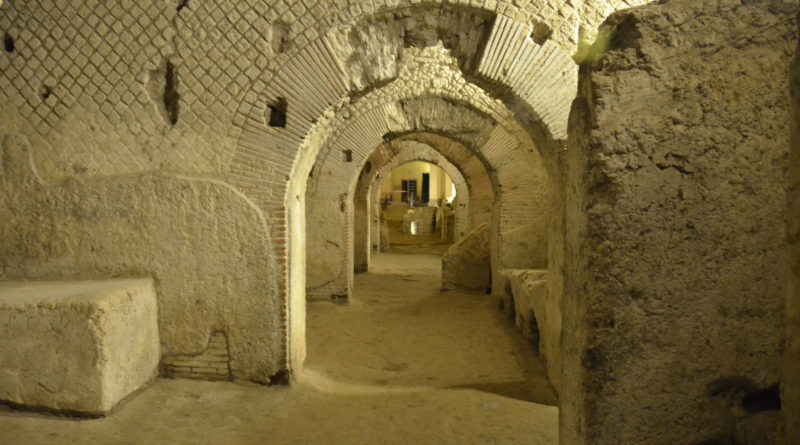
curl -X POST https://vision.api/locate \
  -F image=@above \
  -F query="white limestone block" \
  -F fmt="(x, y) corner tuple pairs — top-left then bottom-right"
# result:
(0, 278), (159, 415)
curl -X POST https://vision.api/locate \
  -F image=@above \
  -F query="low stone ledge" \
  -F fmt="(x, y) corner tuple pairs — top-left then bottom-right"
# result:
(0, 278), (159, 416)
(500, 269), (560, 392)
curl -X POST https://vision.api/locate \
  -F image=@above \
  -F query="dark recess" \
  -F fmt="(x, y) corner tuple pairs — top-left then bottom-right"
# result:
(41, 85), (52, 100)
(743, 384), (781, 413)
(268, 369), (291, 385)
(343, 150), (353, 162)
(531, 23), (552, 45)
(268, 97), (288, 127)
(3, 32), (14, 53)
(177, 0), (189, 12)
(330, 294), (348, 305)
(163, 61), (180, 126)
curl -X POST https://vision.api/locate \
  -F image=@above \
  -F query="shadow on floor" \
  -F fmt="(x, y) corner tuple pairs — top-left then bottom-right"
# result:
(448, 381), (555, 405)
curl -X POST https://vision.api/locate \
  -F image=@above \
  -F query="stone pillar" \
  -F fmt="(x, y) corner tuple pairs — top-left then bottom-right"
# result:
(787, 13), (800, 444)
(353, 184), (370, 273)
(564, 1), (795, 443)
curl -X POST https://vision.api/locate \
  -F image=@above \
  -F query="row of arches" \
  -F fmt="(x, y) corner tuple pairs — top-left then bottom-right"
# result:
(222, 0), (657, 438)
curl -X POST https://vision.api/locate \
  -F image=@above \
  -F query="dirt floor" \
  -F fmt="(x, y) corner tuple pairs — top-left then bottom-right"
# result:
(0, 248), (559, 445)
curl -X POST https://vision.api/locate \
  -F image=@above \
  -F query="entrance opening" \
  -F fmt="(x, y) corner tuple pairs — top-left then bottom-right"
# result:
(303, 157), (556, 407)
(380, 161), (457, 253)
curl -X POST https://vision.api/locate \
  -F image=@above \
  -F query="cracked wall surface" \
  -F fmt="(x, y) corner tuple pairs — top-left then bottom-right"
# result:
(565, 1), (795, 443)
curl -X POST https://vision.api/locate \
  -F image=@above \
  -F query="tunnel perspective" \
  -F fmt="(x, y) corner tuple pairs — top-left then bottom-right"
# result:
(364, 160), (461, 263)
(302, 126), (559, 407)
(291, 28), (563, 417)
(2, 1), (795, 445)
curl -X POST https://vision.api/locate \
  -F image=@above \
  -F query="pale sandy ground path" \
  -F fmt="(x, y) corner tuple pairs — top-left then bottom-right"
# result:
(0, 250), (558, 445)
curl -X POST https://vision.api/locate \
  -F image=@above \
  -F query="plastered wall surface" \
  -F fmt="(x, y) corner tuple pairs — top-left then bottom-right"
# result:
(565, 1), (795, 443)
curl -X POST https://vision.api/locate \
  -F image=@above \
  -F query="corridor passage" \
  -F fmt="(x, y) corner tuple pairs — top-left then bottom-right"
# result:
(306, 250), (557, 405)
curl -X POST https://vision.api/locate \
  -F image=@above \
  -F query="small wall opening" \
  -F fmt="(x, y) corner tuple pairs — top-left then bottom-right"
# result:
(268, 97), (288, 128)
(163, 61), (180, 126)
(743, 385), (781, 413)
(343, 150), (353, 162)
(40, 85), (52, 101)
(531, 23), (552, 45)
(3, 32), (14, 53)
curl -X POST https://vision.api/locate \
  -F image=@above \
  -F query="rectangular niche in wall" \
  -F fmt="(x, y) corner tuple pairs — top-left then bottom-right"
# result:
(268, 98), (287, 128)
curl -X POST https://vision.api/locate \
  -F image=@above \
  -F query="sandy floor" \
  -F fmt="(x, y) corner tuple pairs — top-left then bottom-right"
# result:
(0, 250), (559, 445)
(306, 252), (557, 405)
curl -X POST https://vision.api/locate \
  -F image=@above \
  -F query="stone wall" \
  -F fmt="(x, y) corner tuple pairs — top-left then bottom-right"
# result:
(0, 0), (660, 390)
(787, 16), (800, 444)
(0, 133), (281, 384)
(565, 1), (794, 443)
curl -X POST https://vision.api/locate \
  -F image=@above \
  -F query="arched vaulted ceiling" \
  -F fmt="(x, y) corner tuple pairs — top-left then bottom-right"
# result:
(301, 44), (550, 247)
(229, 7), (576, 222)
(0, 0), (660, 379)
(303, 45), (552, 303)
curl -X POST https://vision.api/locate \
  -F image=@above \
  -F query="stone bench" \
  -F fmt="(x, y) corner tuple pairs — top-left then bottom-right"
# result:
(0, 278), (159, 416)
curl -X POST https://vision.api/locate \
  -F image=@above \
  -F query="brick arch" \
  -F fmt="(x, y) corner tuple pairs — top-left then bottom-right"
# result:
(228, 5), (576, 219)
(370, 141), (474, 238)
(351, 138), (486, 278)
(228, 8), (571, 374)
(388, 132), (497, 232)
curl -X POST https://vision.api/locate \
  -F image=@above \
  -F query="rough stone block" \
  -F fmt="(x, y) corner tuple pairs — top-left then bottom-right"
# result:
(564, 1), (794, 443)
(442, 222), (489, 291)
(0, 278), (159, 415)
